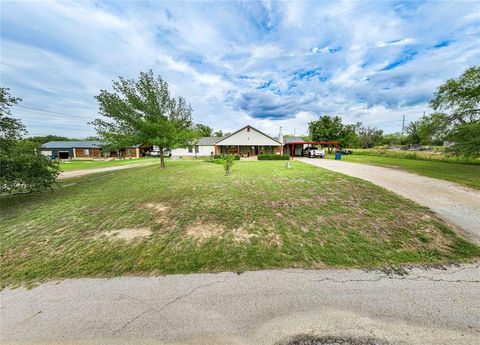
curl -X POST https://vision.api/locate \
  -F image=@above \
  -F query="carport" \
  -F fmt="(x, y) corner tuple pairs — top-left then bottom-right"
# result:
(287, 141), (339, 160)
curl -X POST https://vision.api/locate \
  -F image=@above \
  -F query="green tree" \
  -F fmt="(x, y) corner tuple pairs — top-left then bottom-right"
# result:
(309, 115), (360, 151)
(195, 124), (213, 137)
(92, 70), (195, 168)
(430, 66), (480, 125)
(449, 122), (480, 159)
(0, 87), (60, 194)
(357, 125), (384, 148)
(382, 132), (408, 146)
(28, 135), (78, 145)
(213, 130), (224, 137)
(221, 154), (235, 176)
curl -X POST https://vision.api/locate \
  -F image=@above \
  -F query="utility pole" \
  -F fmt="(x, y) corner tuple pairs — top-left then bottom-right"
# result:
(401, 114), (405, 134)
(293, 128), (296, 136)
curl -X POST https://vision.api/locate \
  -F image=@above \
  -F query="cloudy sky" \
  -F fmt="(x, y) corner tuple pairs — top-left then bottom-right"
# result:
(1, 0), (479, 138)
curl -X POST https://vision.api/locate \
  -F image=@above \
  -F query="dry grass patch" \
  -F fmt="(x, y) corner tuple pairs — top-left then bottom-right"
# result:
(101, 227), (152, 242)
(185, 222), (224, 242)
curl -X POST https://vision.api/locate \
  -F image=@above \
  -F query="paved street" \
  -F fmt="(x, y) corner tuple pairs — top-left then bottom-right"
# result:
(1, 264), (479, 345)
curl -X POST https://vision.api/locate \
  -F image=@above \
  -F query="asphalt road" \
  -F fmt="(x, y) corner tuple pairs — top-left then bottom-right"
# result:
(297, 158), (480, 244)
(1, 264), (479, 345)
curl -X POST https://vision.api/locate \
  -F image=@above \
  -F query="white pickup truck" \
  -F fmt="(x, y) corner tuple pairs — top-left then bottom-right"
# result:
(302, 146), (325, 158)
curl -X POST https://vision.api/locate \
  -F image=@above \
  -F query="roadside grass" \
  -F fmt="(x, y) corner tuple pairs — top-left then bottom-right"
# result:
(1, 160), (479, 288)
(325, 154), (480, 190)
(59, 157), (158, 171)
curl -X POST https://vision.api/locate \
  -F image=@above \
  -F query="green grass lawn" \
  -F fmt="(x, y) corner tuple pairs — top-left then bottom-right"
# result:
(326, 154), (480, 190)
(59, 157), (158, 171)
(1, 160), (478, 288)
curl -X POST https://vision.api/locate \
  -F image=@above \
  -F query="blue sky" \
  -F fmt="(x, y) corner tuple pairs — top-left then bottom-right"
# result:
(1, 0), (479, 137)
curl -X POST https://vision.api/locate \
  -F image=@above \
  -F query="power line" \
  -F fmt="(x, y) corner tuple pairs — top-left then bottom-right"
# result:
(16, 105), (96, 120)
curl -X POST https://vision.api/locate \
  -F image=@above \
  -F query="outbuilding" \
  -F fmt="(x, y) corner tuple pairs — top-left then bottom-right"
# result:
(40, 141), (142, 160)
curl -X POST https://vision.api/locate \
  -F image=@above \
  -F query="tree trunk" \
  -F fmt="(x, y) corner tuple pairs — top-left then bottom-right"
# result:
(159, 147), (165, 168)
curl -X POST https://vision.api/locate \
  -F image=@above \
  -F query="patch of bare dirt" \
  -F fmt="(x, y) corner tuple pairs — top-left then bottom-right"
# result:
(185, 222), (224, 242)
(232, 226), (258, 242)
(102, 228), (152, 242)
(264, 233), (283, 247)
(142, 202), (173, 225)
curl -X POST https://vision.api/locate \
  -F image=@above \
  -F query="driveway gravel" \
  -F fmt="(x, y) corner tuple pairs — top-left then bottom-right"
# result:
(297, 158), (480, 244)
(59, 161), (159, 179)
(1, 264), (479, 345)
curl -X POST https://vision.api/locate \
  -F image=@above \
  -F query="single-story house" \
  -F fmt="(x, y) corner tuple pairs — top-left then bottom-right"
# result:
(40, 141), (147, 160)
(171, 125), (283, 157)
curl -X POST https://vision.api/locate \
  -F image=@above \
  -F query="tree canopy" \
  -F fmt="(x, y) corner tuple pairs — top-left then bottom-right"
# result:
(195, 124), (213, 137)
(92, 70), (196, 168)
(430, 66), (480, 125)
(0, 87), (60, 194)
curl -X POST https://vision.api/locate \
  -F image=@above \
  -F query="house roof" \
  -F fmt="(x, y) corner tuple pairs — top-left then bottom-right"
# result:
(41, 141), (106, 149)
(197, 136), (225, 146)
(283, 137), (305, 144)
(215, 125), (282, 145)
(41, 141), (141, 149)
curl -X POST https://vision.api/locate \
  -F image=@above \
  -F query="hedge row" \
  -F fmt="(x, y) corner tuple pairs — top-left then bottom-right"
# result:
(257, 154), (290, 160)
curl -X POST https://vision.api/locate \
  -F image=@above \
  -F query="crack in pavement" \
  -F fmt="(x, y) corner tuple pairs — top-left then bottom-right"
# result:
(311, 274), (479, 284)
(11, 311), (42, 328)
(111, 279), (224, 335)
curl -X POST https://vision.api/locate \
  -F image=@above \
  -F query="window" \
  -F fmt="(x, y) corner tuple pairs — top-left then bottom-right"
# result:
(83, 149), (89, 156)
(188, 147), (193, 153)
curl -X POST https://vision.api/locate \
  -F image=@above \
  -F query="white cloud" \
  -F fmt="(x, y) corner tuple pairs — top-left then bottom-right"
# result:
(1, 0), (479, 137)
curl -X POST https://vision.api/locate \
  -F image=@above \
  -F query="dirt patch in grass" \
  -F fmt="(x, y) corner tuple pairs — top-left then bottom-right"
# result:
(102, 227), (152, 242)
(277, 334), (389, 345)
(232, 226), (258, 242)
(144, 202), (170, 212)
(142, 202), (173, 225)
(185, 222), (224, 242)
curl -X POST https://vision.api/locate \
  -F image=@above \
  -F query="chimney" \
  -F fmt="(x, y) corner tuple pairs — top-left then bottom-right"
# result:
(278, 126), (283, 144)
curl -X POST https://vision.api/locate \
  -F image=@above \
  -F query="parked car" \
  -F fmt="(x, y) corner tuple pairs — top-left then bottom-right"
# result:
(302, 146), (325, 158)
(338, 149), (353, 155)
(148, 149), (171, 157)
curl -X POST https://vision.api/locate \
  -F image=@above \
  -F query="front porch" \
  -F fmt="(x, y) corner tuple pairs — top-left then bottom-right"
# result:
(215, 145), (281, 157)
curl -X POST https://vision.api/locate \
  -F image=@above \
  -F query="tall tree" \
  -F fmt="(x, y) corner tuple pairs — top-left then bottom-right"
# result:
(308, 115), (360, 151)
(195, 124), (213, 137)
(449, 122), (480, 159)
(92, 70), (195, 168)
(357, 125), (384, 149)
(213, 130), (224, 137)
(430, 66), (480, 125)
(0, 87), (60, 194)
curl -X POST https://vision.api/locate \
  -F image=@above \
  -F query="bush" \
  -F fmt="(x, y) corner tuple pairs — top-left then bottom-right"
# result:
(213, 154), (240, 160)
(257, 154), (290, 160)
(0, 140), (60, 194)
(209, 158), (224, 164)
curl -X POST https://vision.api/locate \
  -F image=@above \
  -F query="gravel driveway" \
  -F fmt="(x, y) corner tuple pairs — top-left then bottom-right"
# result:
(297, 158), (480, 244)
(1, 264), (479, 345)
(59, 160), (158, 179)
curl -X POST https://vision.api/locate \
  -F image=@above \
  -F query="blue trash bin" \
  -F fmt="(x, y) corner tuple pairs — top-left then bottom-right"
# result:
(335, 152), (342, 160)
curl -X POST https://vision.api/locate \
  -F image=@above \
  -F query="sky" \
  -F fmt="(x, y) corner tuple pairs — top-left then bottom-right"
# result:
(1, 0), (479, 138)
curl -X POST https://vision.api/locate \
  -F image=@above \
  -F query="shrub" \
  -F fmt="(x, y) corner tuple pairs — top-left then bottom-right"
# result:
(213, 154), (240, 160)
(257, 154), (290, 160)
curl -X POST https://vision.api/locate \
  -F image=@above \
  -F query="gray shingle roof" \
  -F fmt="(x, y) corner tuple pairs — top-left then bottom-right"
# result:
(41, 141), (106, 149)
(197, 137), (225, 145)
(283, 137), (305, 144)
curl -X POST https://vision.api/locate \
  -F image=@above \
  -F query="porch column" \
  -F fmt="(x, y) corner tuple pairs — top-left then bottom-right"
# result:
(291, 144), (294, 160)
(237, 145), (240, 155)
